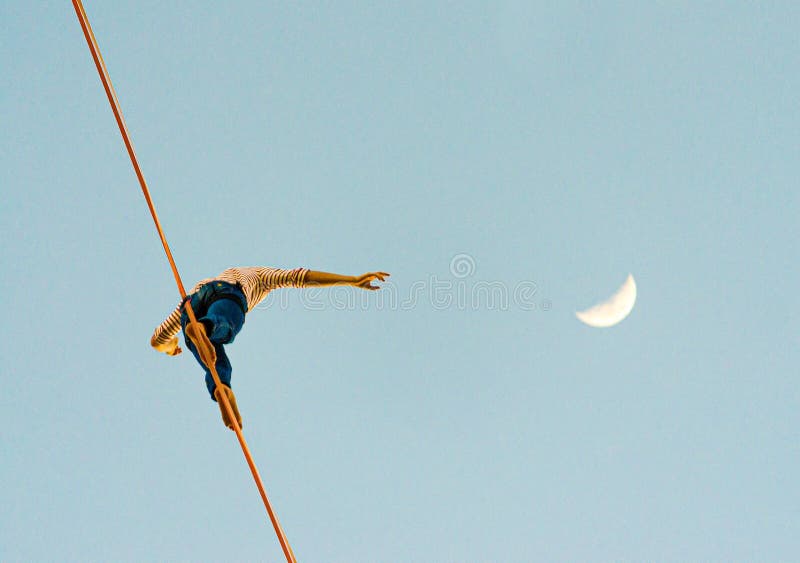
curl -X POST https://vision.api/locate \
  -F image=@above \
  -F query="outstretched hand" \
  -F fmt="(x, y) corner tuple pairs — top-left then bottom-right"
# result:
(353, 271), (390, 290)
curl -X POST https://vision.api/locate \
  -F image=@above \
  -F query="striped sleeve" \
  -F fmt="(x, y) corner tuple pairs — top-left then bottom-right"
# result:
(150, 302), (183, 346)
(212, 266), (310, 310)
(256, 267), (309, 291)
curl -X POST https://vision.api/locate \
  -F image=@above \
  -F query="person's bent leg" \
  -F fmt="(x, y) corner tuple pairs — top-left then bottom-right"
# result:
(205, 342), (233, 400)
(181, 294), (216, 377)
(200, 298), (245, 345)
(205, 343), (241, 429)
(183, 330), (215, 386)
(180, 285), (246, 429)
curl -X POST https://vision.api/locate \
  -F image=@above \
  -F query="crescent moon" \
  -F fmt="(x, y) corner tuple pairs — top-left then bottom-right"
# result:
(576, 274), (637, 328)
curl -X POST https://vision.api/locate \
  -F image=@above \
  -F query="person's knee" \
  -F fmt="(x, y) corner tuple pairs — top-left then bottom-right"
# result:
(201, 319), (214, 335)
(197, 313), (226, 343)
(211, 324), (233, 343)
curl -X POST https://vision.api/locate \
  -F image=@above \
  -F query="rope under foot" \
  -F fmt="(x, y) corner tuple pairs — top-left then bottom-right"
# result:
(71, 2), (297, 560)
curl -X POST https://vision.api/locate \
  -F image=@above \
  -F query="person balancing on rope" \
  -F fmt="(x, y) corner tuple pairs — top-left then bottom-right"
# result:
(151, 267), (389, 429)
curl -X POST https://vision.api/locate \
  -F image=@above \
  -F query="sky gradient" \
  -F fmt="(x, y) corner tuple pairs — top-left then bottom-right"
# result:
(2, 2), (798, 561)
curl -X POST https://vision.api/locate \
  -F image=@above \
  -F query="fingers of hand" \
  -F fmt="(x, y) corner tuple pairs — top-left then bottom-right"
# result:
(362, 271), (390, 287)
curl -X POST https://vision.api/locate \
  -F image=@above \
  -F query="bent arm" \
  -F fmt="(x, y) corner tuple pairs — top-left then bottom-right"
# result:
(150, 303), (182, 354)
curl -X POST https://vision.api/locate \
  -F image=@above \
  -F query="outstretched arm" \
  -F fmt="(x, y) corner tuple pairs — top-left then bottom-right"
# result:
(306, 270), (390, 290)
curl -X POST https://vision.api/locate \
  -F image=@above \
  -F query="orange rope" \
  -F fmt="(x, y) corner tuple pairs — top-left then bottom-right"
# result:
(71, 2), (297, 561)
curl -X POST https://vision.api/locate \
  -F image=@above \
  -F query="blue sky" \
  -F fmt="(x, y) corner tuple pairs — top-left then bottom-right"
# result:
(2, 2), (798, 561)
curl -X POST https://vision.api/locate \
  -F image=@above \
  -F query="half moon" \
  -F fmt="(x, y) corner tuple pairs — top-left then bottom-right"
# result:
(576, 274), (637, 328)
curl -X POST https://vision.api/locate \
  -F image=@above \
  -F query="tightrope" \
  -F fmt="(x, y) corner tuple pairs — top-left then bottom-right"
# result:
(71, 2), (297, 561)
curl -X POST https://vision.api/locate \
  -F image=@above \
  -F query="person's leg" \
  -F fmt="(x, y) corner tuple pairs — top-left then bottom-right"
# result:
(182, 333), (213, 383)
(182, 317), (241, 428)
(200, 298), (246, 346)
(182, 297), (245, 398)
(179, 285), (247, 429)
(204, 341), (232, 399)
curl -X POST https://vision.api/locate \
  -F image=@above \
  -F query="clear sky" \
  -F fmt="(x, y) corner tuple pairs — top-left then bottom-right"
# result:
(2, 2), (798, 561)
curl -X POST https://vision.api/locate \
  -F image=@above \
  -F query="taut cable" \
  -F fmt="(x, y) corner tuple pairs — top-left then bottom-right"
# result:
(71, 2), (297, 561)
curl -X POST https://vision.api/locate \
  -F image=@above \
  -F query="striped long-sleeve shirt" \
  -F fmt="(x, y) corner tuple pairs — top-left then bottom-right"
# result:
(151, 266), (309, 346)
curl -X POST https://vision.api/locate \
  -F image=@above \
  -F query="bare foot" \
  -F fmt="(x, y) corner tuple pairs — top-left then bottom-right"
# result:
(215, 385), (242, 430)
